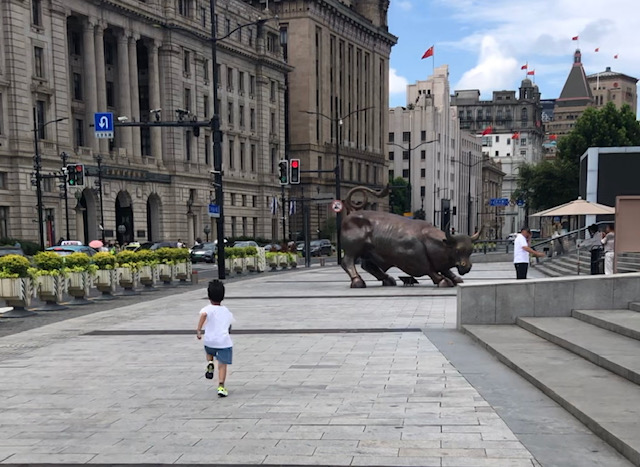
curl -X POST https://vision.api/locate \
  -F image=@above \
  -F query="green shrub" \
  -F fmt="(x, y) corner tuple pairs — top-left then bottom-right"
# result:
(224, 247), (237, 259)
(93, 252), (117, 269)
(0, 254), (31, 278)
(135, 250), (157, 265)
(0, 238), (40, 256)
(244, 246), (258, 256)
(155, 247), (175, 264)
(64, 252), (91, 269)
(116, 250), (139, 266)
(172, 248), (190, 262)
(33, 251), (64, 271)
(265, 252), (278, 265)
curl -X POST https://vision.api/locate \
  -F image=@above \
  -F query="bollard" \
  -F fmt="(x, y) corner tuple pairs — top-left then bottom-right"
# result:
(483, 243), (487, 254)
(320, 258), (326, 267)
(192, 270), (198, 284)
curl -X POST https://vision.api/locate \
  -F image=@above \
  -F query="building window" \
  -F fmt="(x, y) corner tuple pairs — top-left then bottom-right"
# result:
(227, 67), (233, 90)
(200, 6), (207, 27)
(421, 130), (426, 141)
(32, 0), (42, 26)
(106, 81), (115, 107)
(421, 168), (426, 178)
(0, 172), (7, 189)
(203, 59), (209, 81)
(34, 46), (44, 78)
(250, 144), (256, 172)
(184, 88), (191, 111)
(230, 193), (236, 206)
(178, 0), (191, 17)
(69, 32), (82, 56)
(237, 22), (242, 41)
(227, 102), (233, 125)
(270, 81), (276, 101)
(185, 131), (192, 161)
(228, 140), (234, 169)
(0, 207), (8, 238)
(402, 131), (410, 142)
(495, 135), (500, 143)
(389, 170), (394, 180)
(225, 18), (231, 36)
(183, 50), (191, 74)
(402, 151), (409, 160)
(521, 138), (527, 146)
(72, 73), (82, 100)
(249, 75), (255, 97)
(36, 100), (46, 139)
(204, 135), (211, 165)
(402, 169), (409, 178)
(239, 105), (245, 128)
(521, 107), (528, 124)
(74, 118), (84, 147)
(421, 150), (426, 160)
(242, 195), (247, 207)
(240, 142), (245, 171)
(388, 152), (394, 160)
(203, 95), (209, 118)
(238, 72), (245, 93)
(270, 112), (276, 134)
(250, 108), (255, 131)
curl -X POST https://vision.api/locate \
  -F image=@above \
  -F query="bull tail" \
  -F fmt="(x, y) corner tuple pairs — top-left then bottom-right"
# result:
(343, 185), (390, 214)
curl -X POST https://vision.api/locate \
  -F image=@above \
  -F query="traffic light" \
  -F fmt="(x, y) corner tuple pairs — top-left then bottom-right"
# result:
(67, 164), (84, 186)
(278, 159), (289, 185)
(290, 159), (300, 184)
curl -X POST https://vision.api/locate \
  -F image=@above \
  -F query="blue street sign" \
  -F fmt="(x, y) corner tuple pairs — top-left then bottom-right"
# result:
(516, 199), (525, 207)
(489, 198), (510, 207)
(94, 112), (114, 139)
(208, 203), (220, 218)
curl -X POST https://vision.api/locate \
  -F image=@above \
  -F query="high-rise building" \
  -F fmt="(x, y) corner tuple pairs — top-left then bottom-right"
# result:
(0, 0), (288, 246)
(271, 0), (397, 240)
(388, 65), (484, 234)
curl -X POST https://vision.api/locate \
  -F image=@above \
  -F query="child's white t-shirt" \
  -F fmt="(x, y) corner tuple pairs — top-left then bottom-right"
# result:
(200, 304), (235, 348)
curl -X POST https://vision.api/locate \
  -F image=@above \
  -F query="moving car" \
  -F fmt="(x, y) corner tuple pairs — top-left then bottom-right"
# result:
(0, 246), (26, 257)
(46, 245), (97, 256)
(263, 243), (282, 252)
(137, 241), (181, 250)
(190, 242), (216, 263)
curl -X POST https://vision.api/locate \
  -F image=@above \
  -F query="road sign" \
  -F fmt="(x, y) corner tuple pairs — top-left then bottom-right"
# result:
(94, 112), (114, 139)
(208, 203), (220, 218)
(489, 198), (509, 207)
(516, 199), (525, 207)
(331, 200), (343, 213)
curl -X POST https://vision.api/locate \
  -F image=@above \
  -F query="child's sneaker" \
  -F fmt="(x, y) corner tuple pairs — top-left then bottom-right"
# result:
(217, 385), (228, 397)
(205, 362), (214, 379)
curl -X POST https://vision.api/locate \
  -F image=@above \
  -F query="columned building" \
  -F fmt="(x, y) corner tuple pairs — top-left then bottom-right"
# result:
(388, 65), (483, 234)
(270, 0), (396, 240)
(0, 0), (288, 246)
(451, 79), (544, 233)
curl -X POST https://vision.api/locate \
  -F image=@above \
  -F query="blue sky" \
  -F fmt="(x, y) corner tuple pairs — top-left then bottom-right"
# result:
(387, 0), (640, 109)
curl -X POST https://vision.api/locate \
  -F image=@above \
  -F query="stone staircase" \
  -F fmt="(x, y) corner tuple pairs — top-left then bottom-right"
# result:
(464, 301), (640, 465)
(533, 252), (640, 277)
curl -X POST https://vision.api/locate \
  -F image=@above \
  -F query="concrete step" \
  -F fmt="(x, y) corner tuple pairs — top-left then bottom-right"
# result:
(517, 316), (640, 385)
(631, 302), (640, 313)
(573, 309), (640, 341)
(464, 324), (640, 465)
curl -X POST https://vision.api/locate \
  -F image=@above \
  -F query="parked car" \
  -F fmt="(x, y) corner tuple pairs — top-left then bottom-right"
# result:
(233, 240), (259, 248)
(301, 239), (333, 257)
(0, 246), (26, 257)
(138, 241), (180, 250)
(46, 245), (98, 256)
(506, 233), (518, 244)
(190, 242), (216, 263)
(263, 243), (282, 252)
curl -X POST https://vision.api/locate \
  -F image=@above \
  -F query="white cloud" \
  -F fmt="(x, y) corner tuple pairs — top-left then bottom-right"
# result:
(455, 36), (518, 95)
(396, 0), (412, 11)
(389, 68), (408, 95)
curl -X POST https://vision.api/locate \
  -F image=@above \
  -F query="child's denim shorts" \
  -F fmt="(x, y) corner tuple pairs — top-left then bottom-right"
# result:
(204, 346), (233, 364)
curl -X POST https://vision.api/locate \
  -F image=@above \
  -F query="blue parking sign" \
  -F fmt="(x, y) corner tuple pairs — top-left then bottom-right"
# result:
(94, 112), (114, 139)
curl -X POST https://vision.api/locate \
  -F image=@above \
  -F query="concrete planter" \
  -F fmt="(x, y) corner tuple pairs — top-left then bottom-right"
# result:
(175, 261), (192, 284)
(224, 258), (233, 276)
(158, 263), (174, 285)
(94, 269), (117, 300)
(288, 255), (298, 268)
(139, 265), (158, 289)
(0, 277), (35, 316)
(257, 249), (266, 272)
(117, 267), (139, 294)
(233, 258), (245, 274)
(277, 254), (288, 269)
(67, 271), (91, 304)
(246, 256), (257, 272)
(35, 274), (67, 310)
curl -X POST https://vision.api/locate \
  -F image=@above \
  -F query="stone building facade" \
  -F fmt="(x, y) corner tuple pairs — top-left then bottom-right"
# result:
(0, 0), (289, 246)
(587, 66), (637, 114)
(270, 0), (396, 240)
(388, 65), (483, 235)
(451, 79), (544, 234)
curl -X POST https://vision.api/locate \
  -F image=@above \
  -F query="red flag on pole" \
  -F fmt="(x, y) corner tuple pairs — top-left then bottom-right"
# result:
(421, 46), (434, 59)
(572, 36), (579, 41)
(614, 54), (619, 59)
(550, 134), (557, 141)
(512, 132), (520, 140)
(521, 64), (528, 70)
(595, 48), (600, 52)
(481, 126), (493, 136)
(527, 70), (535, 76)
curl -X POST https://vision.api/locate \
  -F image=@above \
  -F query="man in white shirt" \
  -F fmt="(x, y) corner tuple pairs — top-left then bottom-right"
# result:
(514, 227), (545, 279)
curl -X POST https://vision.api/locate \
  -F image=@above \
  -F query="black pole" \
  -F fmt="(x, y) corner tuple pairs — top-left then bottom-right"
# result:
(281, 184), (286, 242)
(60, 152), (70, 240)
(33, 108), (45, 251)
(334, 105), (342, 265)
(467, 155), (472, 235)
(211, 0), (225, 280)
(96, 155), (105, 243)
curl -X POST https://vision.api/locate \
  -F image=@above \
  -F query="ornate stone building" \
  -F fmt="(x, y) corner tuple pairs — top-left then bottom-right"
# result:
(270, 0), (396, 240)
(587, 66), (637, 114)
(0, 0), (289, 246)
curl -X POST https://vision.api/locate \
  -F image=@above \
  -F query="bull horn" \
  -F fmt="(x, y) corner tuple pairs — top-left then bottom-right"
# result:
(470, 226), (483, 242)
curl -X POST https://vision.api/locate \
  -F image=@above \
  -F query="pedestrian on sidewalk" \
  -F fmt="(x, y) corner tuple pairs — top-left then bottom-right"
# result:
(196, 280), (235, 397)
(513, 227), (545, 280)
(601, 224), (615, 275)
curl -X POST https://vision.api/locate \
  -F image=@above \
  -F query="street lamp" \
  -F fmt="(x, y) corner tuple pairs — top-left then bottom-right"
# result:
(433, 186), (449, 228)
(59, 151), (70, 240)
(203, 224), (211, 242)
(94, 154), (106, 243)
(452, 154), (484, 235)
(32, 112), (67, 250)
(388, 139), (437, 213)
(303, 104), (372, 265)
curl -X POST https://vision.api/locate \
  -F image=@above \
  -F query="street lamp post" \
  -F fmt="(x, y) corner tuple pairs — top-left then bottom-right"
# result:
(304, 105), (372, 265)
(203, 224), (211, 242)
(59, 151), (70, 240)
(32, 111), (67, 250)
(94, 154), (106, 243)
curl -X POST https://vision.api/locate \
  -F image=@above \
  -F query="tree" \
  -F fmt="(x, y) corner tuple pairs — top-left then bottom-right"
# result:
(389, 177), (409, 215)
(517, 102), (640, 210)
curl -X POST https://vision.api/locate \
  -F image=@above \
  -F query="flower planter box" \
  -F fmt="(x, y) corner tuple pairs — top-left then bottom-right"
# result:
(0, 277), (35, 316)
(233, 258), (245, 274)
(246, 256), (257, 272)
(175, 261), (192, 284)
(35, 274), (67, 311)
(158, 264), (174, 286)
(94, 269), (117, 300)
(257, 249), (266, 273)
(288, 256), (298, 268)
(139, 265), (158, 289)
(67, 271), (91, 304)
(117, 267), (140, 294)
(224, 258), (233, 276)
(277, 254), (288, 269)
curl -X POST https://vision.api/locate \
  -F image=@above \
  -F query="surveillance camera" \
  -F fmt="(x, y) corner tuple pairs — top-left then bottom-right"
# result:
(117, 116), (128, 122)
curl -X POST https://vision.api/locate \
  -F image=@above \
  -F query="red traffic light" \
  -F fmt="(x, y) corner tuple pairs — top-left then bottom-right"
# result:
(75, 165), (83, 172)
(291, 160), (299, 169)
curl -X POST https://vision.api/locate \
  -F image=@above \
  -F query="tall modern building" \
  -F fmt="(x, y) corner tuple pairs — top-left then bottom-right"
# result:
(0, 0), (289, 246)
(271, 0), (397, 240)
(388, 65), (483, 234)
(451, 79), (544, 233)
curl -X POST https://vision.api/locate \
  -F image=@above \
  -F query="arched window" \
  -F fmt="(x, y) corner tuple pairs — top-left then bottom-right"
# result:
(521, 107), (528, 124)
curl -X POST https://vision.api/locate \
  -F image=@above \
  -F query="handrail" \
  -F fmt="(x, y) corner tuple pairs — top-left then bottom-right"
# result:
(531, 220), (611, 250)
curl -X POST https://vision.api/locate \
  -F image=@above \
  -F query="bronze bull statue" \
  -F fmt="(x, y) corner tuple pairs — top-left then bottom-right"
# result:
(340, 186), (481, 288)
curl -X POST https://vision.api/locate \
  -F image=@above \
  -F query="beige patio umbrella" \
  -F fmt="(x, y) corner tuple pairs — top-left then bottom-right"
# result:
(531, 197), (615, 217)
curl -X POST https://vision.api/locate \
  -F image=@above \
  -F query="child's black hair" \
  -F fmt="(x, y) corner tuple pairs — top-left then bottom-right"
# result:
(208, 280), (225, 302)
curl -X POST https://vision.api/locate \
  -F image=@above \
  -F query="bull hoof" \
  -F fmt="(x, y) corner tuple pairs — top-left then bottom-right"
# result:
(351, 278), (366, 288)
(438, 277), (455, 288)
(453, 276), (464, 284)
(382, 277), (397, 287)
